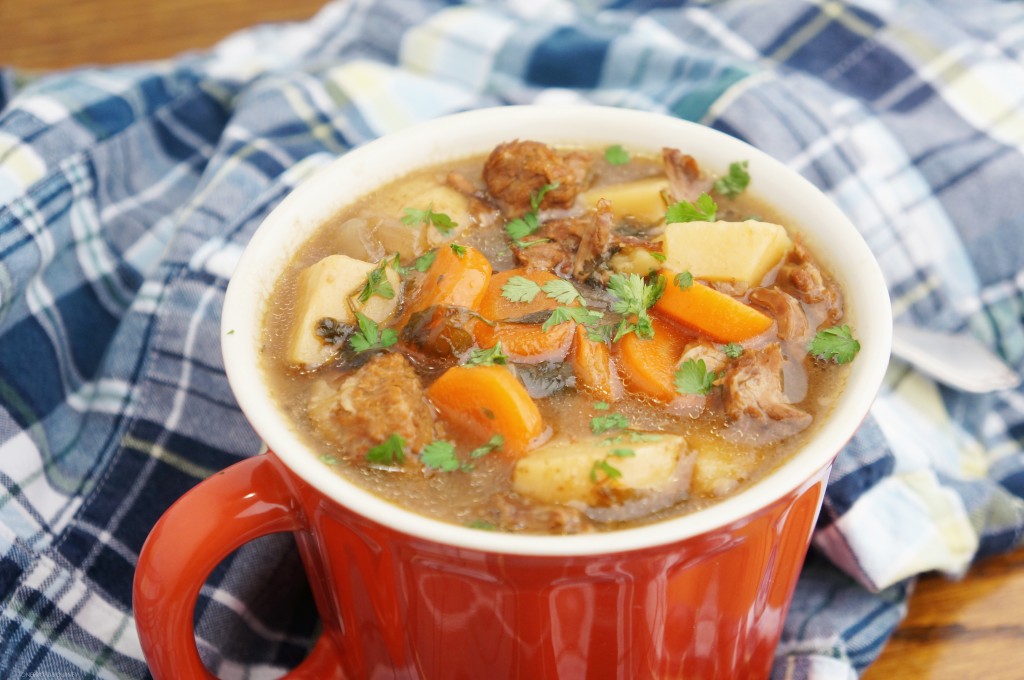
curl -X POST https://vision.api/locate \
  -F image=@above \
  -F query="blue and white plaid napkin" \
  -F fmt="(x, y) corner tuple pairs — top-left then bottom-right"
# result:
(2, 1), (1022, 677)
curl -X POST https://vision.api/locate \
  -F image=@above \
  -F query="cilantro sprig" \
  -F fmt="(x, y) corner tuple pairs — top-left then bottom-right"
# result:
(674, 358), (719, 396)
(394, 250), (437, 277)
(505, 182), (559, 245)
(713, 160), (750, 199)
(420, 440), (461, 472)
(402, 204), (457, 234)
(591, 412), (630, 435)
(604, 144), (630, 165)
(607, 272), (665, 341)
(589, 448), (635, 483)
(349, 312), (398, 353)
(467, 342), (508, 366)
(367, 433), (407, 466)
(808, 325), (861, 364)
(666, 193), (718, 223)
(357, 261), (395, 303)
(541, 306), (604, 332)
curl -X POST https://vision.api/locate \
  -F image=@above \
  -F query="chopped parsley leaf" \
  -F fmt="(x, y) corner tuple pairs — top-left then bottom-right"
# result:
(366, 433), (406, 466)
(594, 401), (610, 410)
(542, 306), (604, 332)
(604, 144), (630, 165)
(505, 182), (559, 245)
(450, 243), (467, 257)
(808, 325), (861, 364)
(467, 342), (508, 366)
(713, 160), (750, 199)
(501, 275), (542, 303)
(420, 440), (461, 472)
(722, 342), (744, 359)
(673, 271), (694, 290)
(469, 434), (505, 459)
(358, 260), (395, 303)
(591, 412), (630, 434)
(349, 312), (398, 353)
(674, 358), (718, 396)
(401, 204), (457, 234)
(590, 459), (623, 482)
(665, 193), (718, 223)
(607, 272), (665, 341)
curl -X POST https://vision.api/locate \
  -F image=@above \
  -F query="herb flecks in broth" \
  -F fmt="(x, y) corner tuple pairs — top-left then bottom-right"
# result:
(261, 140), (860, 534)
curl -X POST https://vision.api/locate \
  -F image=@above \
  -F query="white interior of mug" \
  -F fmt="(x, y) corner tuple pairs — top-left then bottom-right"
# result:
(222, 105), (892, 556)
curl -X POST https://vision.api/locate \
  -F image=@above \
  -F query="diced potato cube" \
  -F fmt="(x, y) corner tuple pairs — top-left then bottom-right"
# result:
(608, 245), (664, 277)
(512, 433), (690, 507)
(287, 254), (401, 368)
(689, 438), (760, 497)
(662, 220), (792, 284)
(582, 177), (670, 224)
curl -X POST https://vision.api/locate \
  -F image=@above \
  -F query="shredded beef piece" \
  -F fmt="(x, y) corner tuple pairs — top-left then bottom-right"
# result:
(748, 287), (811, 342)
(778, 243), (843, 324)
(493, 495), (593, 534)
(483, 140), (590, 217)
(721, 344), (811, 443)
(513, 198), (614, 280)
(663, 147), (713, 203)
(308, 352), (437, 457)
(679, 341), (728, 378)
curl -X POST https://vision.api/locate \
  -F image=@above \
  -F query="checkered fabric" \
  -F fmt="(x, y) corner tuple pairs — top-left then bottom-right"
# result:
(1, 1), (1022, 678)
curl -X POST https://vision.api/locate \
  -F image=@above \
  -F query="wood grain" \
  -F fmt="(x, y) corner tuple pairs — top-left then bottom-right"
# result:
(3, 2), (1023, 678)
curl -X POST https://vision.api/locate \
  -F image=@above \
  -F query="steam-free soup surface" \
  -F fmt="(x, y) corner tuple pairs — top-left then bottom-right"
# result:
(260, 140), (856, 533)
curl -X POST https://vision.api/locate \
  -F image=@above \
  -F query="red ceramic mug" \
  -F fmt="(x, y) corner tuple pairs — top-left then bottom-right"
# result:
(133, 106), (892, 679)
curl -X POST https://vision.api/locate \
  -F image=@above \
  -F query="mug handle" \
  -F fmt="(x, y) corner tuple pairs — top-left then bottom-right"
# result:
(133, 454), (344, 679)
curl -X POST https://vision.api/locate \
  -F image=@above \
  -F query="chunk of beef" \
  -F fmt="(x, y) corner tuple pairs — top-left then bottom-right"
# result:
(679, 340), (728, 377)
(483, 140), (591, 217)
(778, 243), (843, 324)
(748, 287), (811, 342)
(513, 198), (615, 280)
(663, 147), (713, 203)
(492, 495), (593, 534)
(721, 343), (811, 443)
(308, 352), (438, 458)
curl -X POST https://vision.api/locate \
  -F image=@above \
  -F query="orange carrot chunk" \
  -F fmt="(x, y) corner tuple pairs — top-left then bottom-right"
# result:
(653, 270), (772, 343)
(426, 365), (543, 455)
(473, 267), (578, 363)
(571, 324), (621, 401)
(403, 245), (492, 320)
(616, 316), (694, 402)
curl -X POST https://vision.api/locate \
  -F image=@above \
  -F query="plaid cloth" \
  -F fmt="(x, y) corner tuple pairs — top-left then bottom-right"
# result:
(2, 1), (1023, 677)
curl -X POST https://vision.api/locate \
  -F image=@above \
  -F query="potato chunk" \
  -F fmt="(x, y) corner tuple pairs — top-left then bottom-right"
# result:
(662, 220), (792, 284)
(512, 433), (690, 507)
(689, 437), (761, 498)
(287, 254), (401, 368)
(582, 177), (669, 223)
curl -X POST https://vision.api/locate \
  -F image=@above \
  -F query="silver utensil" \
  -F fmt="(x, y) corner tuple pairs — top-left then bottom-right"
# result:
(890, 323), (1021, 394)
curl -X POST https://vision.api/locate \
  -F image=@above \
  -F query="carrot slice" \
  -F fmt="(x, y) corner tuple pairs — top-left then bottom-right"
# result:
(426, 365), (543, 455)
(616, 316), (695, 402)
(402, 245), (492, 321)
(473, 267), (577, 363)
(571, 324), (621, 401)
(653, 270), (772, 343)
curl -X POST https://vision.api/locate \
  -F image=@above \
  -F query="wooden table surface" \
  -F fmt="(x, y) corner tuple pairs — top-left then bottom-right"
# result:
(3, 2), (1022, 677)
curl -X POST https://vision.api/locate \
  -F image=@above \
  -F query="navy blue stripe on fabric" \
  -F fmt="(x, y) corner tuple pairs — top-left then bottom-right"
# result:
(526, 27), (611, 88)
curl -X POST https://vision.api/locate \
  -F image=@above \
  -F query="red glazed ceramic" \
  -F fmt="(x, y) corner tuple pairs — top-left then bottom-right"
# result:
(133, 106), (892, 679)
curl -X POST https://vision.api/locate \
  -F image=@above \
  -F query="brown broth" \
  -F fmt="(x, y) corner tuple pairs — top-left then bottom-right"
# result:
(259, 146), (849, 533)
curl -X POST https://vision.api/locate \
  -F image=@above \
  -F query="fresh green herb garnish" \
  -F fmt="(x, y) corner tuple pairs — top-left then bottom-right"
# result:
(358, 260), (396, 303)
(542, 279), (586, 306)
(420, 440), (461, 472)
(467, 342), (508, 366)
(594, 401), (610, 411)
(469, 434), (505, 459)
(713, 160), (750, 199)
(505, 182), (559, 244)
(402, 204), (457, 234)
(609, 448), (636, 458)
(319, 453), (340, 465)
(808, 325), (861, 364)
(590, 412), (630, 434)
(650, 252), (667, 262)
(673, 271), (694, 290)
(367, 433), (407, 466)
(499, 276), (584, 306)
(349, 312), (398, 352)
(665, 193), (717, 223)
(604, 144), (630, 165)
(607, 272), (665, 341)
(590, 459), (623, 482)
(450, 243), (467, 257)
(394, 250), (438, 276)
(586, 324), (616, 343)
(542, 306), (604, 332)
(467, 519), (497, 531)
(674, 358), (719, 396)
(722, 342), (744, 359)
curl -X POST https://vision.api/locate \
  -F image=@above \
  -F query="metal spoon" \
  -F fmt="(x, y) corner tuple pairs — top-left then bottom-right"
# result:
(890, 323), (1021, 394)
